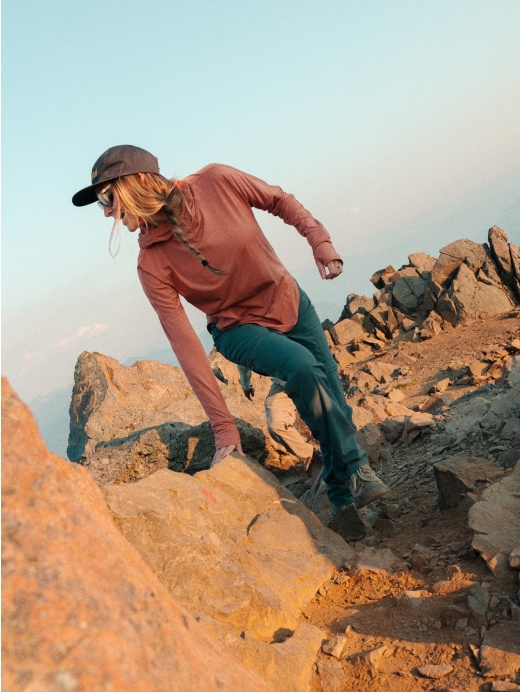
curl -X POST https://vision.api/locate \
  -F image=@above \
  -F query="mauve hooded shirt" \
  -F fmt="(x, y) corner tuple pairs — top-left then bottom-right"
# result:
(137, 164), (341, 449)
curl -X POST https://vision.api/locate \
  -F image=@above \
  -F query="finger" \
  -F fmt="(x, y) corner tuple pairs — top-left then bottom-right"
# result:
(326, 261), (343, 280)
(316, 261), (326, 279)
(210, 444), (235, 467)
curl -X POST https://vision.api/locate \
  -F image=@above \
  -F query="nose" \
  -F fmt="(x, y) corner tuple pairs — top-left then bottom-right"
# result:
(103, 204), (114, 218)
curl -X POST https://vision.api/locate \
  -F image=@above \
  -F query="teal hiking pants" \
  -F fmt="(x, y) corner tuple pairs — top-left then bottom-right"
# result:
(209, 286), (367, 506)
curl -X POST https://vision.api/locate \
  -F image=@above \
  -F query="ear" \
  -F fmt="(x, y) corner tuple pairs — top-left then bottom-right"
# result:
(138, 172), (147, 186)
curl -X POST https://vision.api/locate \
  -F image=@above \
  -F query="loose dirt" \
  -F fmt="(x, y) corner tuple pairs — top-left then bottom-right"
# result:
(297, 311), (520, 691)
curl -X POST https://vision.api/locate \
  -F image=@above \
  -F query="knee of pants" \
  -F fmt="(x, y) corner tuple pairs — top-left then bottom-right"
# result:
(284, 360), (326, 397)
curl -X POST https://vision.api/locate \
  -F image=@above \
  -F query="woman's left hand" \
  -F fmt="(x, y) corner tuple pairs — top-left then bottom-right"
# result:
(317, 259), (343, 280)
(210, 442), (244, 468)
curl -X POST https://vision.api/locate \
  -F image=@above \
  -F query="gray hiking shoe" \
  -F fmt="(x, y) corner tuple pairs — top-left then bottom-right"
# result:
(348, 464), (390, 509)
(328, 503), (366, 542)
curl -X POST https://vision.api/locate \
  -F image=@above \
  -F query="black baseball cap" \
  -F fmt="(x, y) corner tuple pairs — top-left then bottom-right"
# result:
(72, 144), (160, 206)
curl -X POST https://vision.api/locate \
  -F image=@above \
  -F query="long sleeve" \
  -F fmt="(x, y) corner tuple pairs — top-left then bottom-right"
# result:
(218, 166), (342, 267)
(138, 267), (240, 449)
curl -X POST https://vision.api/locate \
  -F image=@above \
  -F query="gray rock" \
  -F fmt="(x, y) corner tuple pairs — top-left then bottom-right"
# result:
(391, 278), (419, 313)
(480, 621), (520, 678)
(469, 463), (520, 576)
(356, 422), (383, 466)
(501, 416), (520, 441)
(433, 455), (503, 510)
(466, 585), (490, 625)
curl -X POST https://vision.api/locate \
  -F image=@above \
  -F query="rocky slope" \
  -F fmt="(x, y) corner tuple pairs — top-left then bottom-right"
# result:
(3, 228), (520, 691)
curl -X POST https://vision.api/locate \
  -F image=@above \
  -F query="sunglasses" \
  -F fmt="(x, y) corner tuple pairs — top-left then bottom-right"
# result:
(97, 185), (115, 210)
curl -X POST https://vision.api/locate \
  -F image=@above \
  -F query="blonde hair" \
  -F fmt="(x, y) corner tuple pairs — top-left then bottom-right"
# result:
(108, 173), (227, 275)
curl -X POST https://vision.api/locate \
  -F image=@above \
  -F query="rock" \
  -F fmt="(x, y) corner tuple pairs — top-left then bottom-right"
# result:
(466, 585), (491, 625)
(356, 422), (383, 466)
(418, 316), (443, 340)
(86, 417), (291, 485)
(103, 457), (353, 639)
(379, 415), (408, 443)
(348, 646), (390, 678)
(479, 621), (520, 678)
(431, 580), (477, 595)
(501, 416), (520, 441)
(398, 590), (430, 608)
(441, 605), (471, 627)
(340, 294), (375, 320)
(199, 617), (324, 692)
(416, 664), (453, 679)
(401, 412), (435, 443)
(347, 547), (407, 575)
(438, 263), (514, 326)
(68, 350), (275, 464)
(316, 659), (346, 692)
(491, 681), (520, 691)
(489, 226), (514, 288)
(419, 393), (453, 414)
(385, 388), (404, 403)
(370, 266), (396, 289)
(408, 252), (436, 273)
(332, 347), (357, 369)
(359, 395), (388, 424)
(322, 636), (347, 659)
(433, 455), (504, 510)
(468, 463), (520, 576)
(429, 377), (451, 394)
(431, 245), (465, 285)
(437, 239), (489, 277)
(1, 379), (270, 692)
(332, 318), (365, 345)
(510, 548), (520, 569)
(391, 277), (422, 313)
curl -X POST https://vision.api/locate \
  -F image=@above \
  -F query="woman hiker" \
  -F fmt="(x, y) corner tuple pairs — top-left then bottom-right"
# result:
(72, 144), (389, 540)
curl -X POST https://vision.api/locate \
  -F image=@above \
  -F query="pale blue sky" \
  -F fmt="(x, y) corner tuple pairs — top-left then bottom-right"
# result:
(3, 0), (520, 404)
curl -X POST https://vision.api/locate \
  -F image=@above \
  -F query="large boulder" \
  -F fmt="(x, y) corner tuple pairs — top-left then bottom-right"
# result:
(83, 417), (293, 486)
(437, 263), (514, 325)
(468, 462), (520, 577)
(102, 456), (353, 640)
(68, 351), (275, 464)
(1, 378), (271, 692)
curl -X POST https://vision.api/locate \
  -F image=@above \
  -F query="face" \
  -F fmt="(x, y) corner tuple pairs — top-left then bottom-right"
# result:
(96, 184), (141, 232)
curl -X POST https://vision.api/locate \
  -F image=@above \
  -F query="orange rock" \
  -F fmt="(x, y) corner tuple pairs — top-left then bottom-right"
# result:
(1, 378), (270, 692)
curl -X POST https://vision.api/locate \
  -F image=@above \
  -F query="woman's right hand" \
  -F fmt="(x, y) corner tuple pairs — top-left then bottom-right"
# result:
(210, 442), (244, 468)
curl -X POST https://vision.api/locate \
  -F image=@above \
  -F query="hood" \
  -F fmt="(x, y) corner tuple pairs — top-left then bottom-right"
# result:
(138, 221), (174, 249)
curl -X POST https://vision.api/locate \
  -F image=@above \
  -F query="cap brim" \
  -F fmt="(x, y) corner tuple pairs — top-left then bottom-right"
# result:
(72, 184), (99, 207)
(72, 176), (120, 207)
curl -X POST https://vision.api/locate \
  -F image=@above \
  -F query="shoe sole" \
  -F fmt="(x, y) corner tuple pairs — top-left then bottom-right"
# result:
(354, 481), (391, 509)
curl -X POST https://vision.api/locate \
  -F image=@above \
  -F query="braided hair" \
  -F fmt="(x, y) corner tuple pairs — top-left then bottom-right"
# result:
(109, 173), (227, 276)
